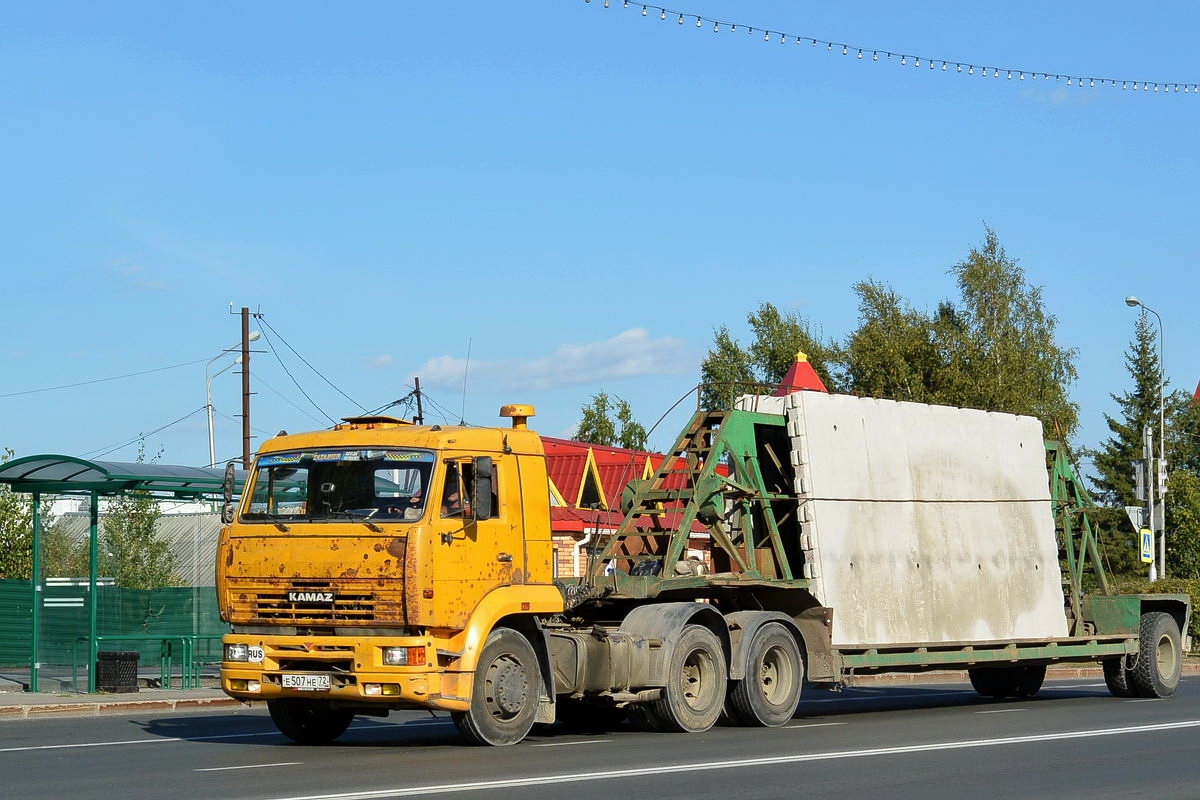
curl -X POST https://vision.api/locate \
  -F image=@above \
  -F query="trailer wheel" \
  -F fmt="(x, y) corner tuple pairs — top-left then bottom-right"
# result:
(1013, 664), (1046, 697)
(1129, 612), (1183, 698)
(452, 627), (542, 746)
(725, 623), (803, 727)
(267, 699), (354, 744)
(642, 624), (727, 733)
(556, 698), (628, 731)
(969, 666), (1042, 699)
(1103, 657), (1135, 697)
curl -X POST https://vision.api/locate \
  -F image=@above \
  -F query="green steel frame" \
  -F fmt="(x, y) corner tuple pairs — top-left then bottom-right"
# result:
(582, 409), (1189, 676)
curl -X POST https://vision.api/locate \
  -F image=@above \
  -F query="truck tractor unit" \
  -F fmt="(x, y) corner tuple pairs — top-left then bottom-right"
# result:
(218, 394), (1189, 746)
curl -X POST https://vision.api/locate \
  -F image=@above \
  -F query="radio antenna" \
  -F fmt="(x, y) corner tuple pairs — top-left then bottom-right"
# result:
(459, 338), (472, 425)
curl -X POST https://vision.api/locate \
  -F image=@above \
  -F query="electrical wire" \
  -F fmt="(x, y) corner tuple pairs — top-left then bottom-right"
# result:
(0, 358), (209, 400)
(256, 374), (332, 427)
(256, 314), (366, 412)
(82, 406), (208, 460)
(586, 2), (1200, 93)
(256, 324), (338, 425)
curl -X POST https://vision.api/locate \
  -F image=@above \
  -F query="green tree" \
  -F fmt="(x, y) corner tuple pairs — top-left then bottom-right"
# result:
(0, 448), (35, 579)
(842, 280), (943, 402)
(938, 227), (1079, 437)
(574, 391), (646, 450)
(1166, 470), (1200, 579)
(100, 490), (178, 588)
(1092, 311), (1161, 505)
(700, 303), (840, 409)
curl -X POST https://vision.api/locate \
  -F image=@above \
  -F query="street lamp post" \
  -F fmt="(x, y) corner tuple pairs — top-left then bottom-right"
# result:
(1125, 296), (1166, 580)
(206, 331), (260, 468)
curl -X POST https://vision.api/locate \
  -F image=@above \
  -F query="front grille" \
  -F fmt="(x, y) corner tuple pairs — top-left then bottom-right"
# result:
(227, 579), (404, 624)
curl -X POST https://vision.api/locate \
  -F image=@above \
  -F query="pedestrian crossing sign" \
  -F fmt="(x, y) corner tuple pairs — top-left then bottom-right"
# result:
(1140, 529), (1154, 564)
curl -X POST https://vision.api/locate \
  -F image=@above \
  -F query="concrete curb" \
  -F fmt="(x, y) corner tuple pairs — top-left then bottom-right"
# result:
(0, 694), (244, 720)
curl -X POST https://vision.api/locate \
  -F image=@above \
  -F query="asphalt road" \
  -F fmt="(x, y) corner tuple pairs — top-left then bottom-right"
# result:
(5, 678), (1200, 800)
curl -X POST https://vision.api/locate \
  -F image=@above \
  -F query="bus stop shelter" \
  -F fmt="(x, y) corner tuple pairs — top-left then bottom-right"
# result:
(0, 455), (246, 692)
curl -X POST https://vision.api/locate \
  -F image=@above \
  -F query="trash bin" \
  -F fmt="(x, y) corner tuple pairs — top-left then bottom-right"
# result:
(96, 651), (140, 693)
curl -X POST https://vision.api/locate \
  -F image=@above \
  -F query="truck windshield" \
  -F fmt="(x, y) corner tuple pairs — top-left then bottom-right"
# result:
(242, 449), (434, 524)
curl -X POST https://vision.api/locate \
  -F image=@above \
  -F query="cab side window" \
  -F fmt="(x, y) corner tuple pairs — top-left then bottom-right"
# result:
(440, 461), (500, 519)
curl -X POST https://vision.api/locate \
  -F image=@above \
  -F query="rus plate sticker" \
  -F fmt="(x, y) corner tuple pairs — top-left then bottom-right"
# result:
(248, 646), (265, 663)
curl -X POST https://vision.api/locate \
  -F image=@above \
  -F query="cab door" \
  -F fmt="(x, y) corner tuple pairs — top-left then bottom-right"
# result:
(431, 454), (523, 628)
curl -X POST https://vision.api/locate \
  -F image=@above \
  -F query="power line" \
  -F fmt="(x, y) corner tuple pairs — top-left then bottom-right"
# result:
(256, 375), (331, 427)
(0, 358), (209, 400)
(257, 324), (338, 425)
(585, 1), (1200, 94)
(82, 406), (208, 460)
(256, 315), (366, 412)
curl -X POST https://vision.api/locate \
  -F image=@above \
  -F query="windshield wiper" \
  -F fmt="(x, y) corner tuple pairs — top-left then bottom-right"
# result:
(325, 509), (385, 533)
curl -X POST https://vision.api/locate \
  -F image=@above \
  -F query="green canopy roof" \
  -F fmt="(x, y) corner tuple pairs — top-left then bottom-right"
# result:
(0, 454), (248, 498)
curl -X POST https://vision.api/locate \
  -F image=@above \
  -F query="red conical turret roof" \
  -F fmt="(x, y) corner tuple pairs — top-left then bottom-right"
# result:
(773, 351), (828, 396)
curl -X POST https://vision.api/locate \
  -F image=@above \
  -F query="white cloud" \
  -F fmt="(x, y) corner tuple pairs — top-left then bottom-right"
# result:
(363, 354), (395, 370)
(110, 258), (169, 291)
(413, 328), (692, 391)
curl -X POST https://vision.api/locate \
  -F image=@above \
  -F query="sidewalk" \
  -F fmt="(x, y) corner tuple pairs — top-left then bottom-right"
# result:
(3, 661), (1198, 720)
(0, 687), (244, 720)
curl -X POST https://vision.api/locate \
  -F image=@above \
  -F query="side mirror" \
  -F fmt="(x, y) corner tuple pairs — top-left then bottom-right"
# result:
(472, 456), (493, 520)
(222, 462), (237, 523)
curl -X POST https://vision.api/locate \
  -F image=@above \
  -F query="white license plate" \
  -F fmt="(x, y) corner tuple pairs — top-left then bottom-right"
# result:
(281, 673), (331, 691)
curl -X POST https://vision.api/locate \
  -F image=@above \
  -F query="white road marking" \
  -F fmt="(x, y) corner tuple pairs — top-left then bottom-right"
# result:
(260, 720), (1200, 800)
(784, 722), (847, 729)
(530, 739), (608, 748)
(976, 708), (1026, 714)
(196, 762), (302, 772)
(1125, 699), (1162, 703)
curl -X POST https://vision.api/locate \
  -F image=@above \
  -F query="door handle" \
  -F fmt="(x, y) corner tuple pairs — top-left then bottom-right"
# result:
(497, 553), (513, 563)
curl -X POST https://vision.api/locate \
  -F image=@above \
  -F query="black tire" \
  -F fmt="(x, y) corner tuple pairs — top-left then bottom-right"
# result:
(1129, 611), (1183, 698)
(968, 667), (1006, 698)
(725, 623), (803, 727)
(267, 699), (354, 744)
(452, 627), (542, 746)
(640, 624), (727, 733)
(1013, 664), (1046, 698)
(1103, 656), (1135, 698)
(556, 698), (628, 731)
(626, 704), (663, 732)
(969, 666), (1042, 699)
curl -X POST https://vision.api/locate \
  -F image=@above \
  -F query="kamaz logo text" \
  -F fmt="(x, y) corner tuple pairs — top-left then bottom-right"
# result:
(288, 591), (334, 603)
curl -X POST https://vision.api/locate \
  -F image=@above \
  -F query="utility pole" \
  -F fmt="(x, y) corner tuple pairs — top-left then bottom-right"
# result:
(414, 377), (425, 425)
(1144, 423), (1157, 581)
(241, 307), (252, 468)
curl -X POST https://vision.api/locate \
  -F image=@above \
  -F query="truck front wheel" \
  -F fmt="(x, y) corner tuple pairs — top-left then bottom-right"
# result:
(1129, 611), (1183, 698)
(638, 624), (727, 733)
(453, 627), (542, 746)
(267, 699), (354, 744)
(725, 623), (803, 727)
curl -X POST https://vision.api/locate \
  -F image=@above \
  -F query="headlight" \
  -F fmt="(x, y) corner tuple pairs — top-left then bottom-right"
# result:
(225, 643), (249, 662)
(382, 646), (426, 666)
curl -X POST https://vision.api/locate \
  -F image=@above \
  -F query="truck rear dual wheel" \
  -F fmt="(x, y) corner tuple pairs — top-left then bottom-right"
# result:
(725, 623), (804, 727)
(634, 625), (727, 733)
(968, 665), (1045, 699)
(453, 627), (542, 746)
(268, 699), (355, 744)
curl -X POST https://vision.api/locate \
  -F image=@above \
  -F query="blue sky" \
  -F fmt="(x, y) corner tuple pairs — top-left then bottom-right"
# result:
(1, 1), (1197, 467)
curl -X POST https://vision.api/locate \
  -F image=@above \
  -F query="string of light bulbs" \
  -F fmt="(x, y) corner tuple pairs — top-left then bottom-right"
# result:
(583, 0), (1198, 95)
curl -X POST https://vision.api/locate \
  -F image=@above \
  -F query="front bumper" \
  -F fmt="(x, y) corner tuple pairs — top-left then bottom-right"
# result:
(220, 633), (470, 712)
